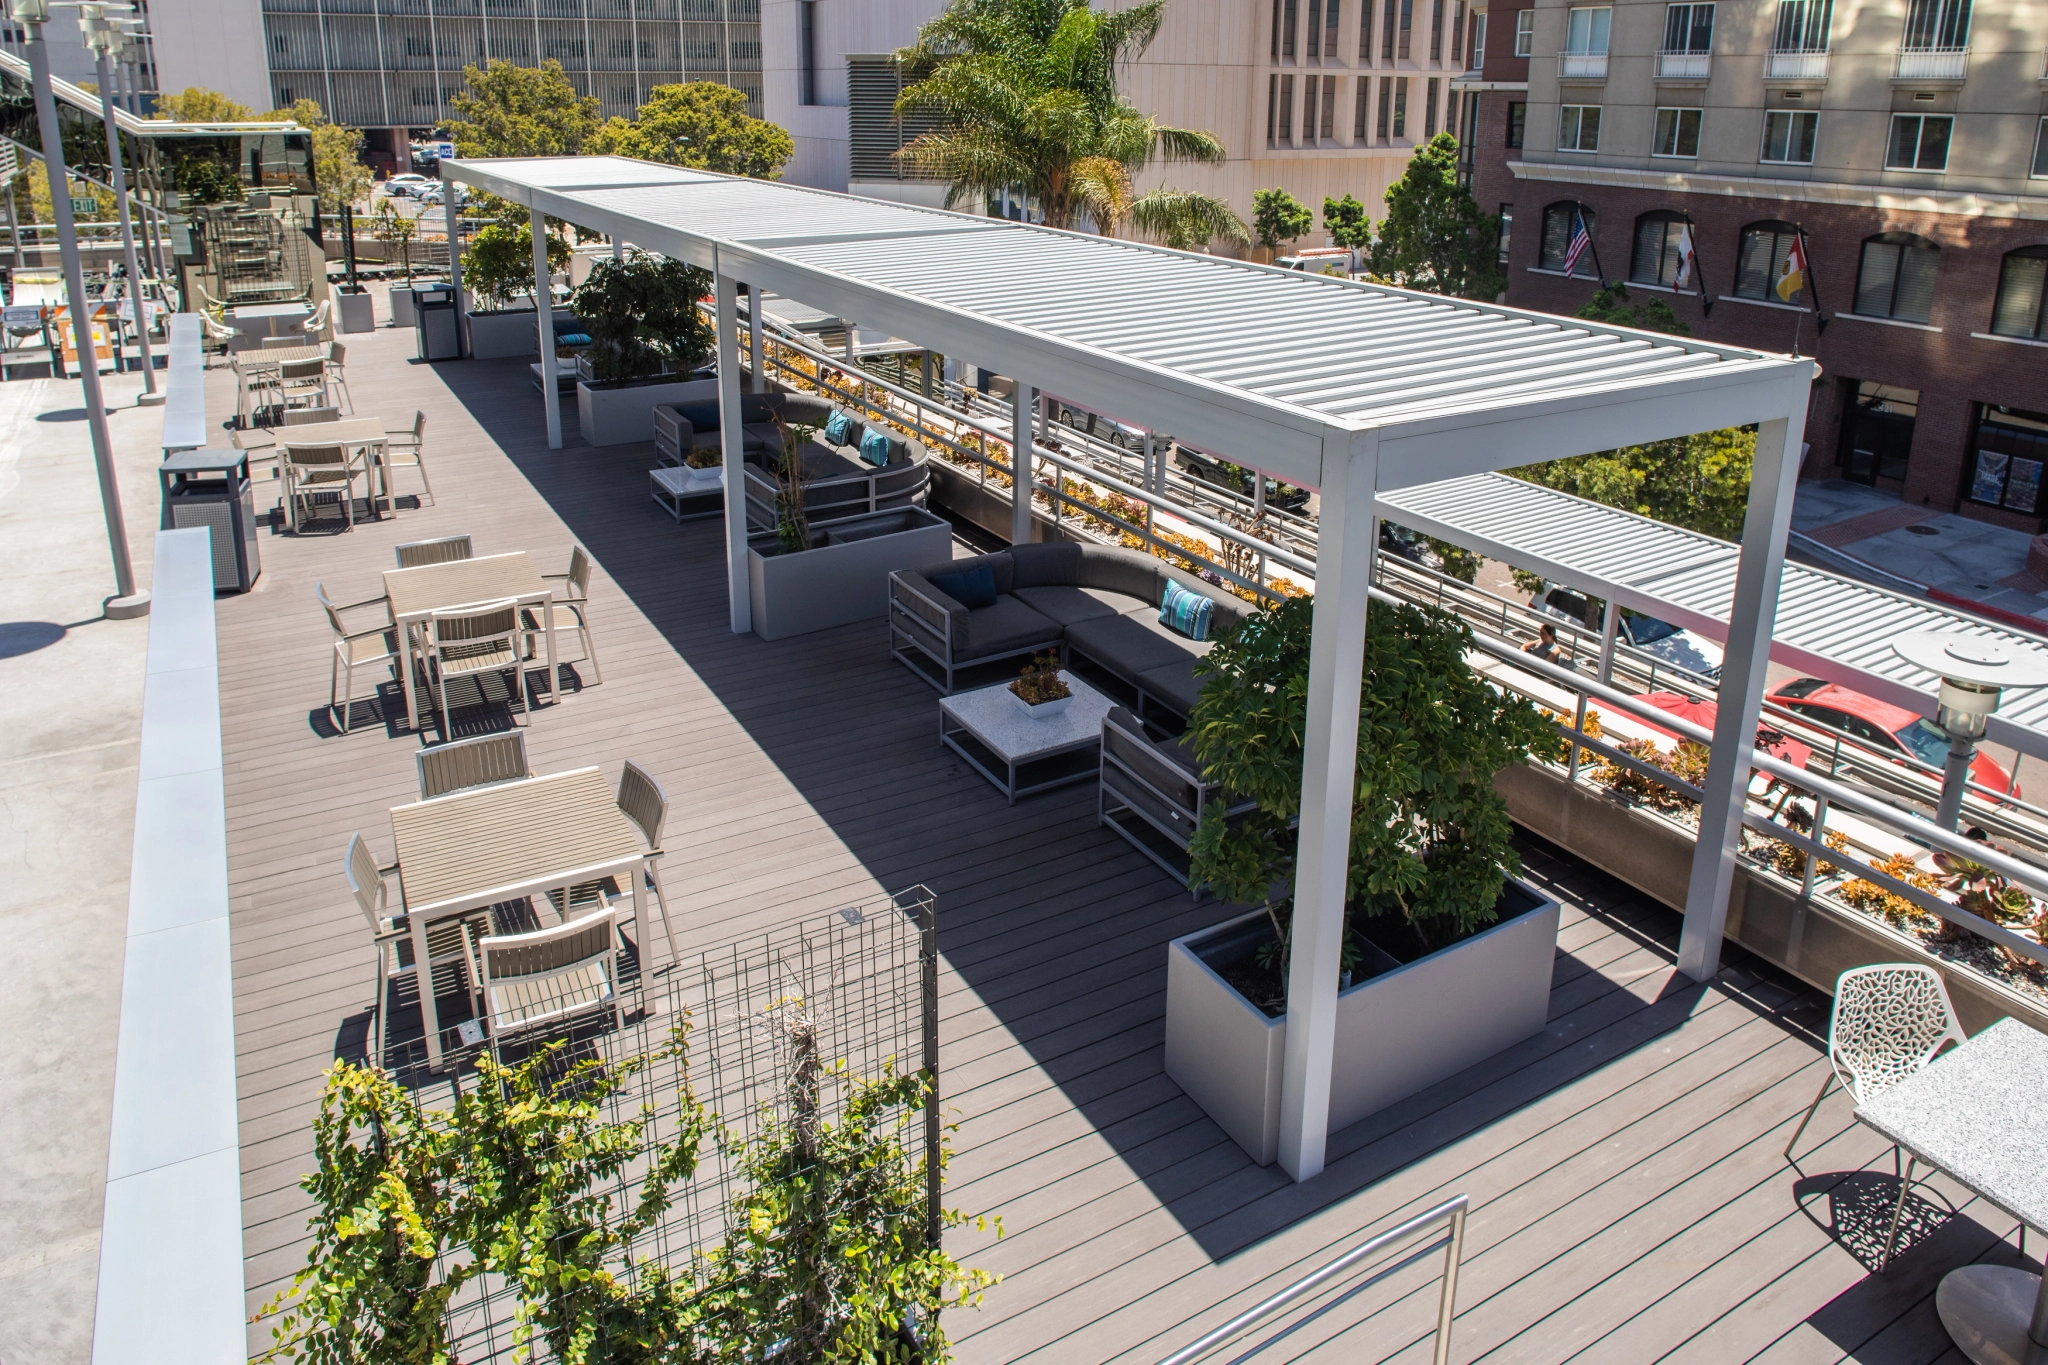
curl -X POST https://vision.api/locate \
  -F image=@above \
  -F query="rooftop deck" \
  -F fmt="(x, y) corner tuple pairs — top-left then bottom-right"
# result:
(219, 323), (2033, 1362)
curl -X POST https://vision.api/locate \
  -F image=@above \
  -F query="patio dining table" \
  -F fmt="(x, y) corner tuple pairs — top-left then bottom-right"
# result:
(232, 343), (328, 422)
(390, 766), (646, 1071)
(383, 551), (559, 733)
(281, 417), (396, 515)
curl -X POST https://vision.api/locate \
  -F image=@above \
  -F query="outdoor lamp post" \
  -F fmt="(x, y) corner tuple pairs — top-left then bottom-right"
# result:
(68, 2), (160, 403)
(11, 0), (148, 618)
(1892, 634), (2048, 830)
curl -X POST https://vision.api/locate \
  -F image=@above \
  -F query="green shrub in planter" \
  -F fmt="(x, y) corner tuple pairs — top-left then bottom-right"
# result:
(1187, 594), (1550, 981)
(461, 221), (570, 312)
(571, 249), (714, 385)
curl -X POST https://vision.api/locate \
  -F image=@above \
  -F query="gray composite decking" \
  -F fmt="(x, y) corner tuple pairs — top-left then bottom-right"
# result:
(217, 324), (2033, 1363)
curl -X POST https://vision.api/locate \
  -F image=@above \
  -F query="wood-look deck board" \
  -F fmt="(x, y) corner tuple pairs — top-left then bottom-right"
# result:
(217, 328), (2026, 1360)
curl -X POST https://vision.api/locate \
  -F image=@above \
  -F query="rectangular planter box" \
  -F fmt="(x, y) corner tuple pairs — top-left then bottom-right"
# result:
(577, 377), (719, 448)
(1164, 879), (1560, 1166)
(464, 307), (540, 360)
(747, 506), (954, 641)
(336, 289), (375, 334)
(388, 285), (417, 328)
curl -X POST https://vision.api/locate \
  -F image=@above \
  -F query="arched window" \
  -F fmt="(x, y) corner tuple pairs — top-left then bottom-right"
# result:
(1991, 246), (2048, 340)
(1853, 232), (1939, 324)
(1733, 221), (1800, 299)
(1630, 211), (1690, 287)
(1538, 201), (1598, 277)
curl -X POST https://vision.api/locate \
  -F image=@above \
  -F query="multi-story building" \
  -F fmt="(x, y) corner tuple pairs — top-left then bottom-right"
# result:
(147, 0), (762, 170)
(762, 0), (1486, 245)
(1464, 0), (2048, 531)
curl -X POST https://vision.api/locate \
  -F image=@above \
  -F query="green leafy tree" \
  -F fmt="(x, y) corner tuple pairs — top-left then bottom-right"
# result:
(151, 86), (258, 122)
(893, 0), (1236, 236)
(461, 220), (570, 311)
(584, 81), (795, 179)
(1367, 132), (1502, 299)
(571, 249), (715, 383)
(448, 59), (603, 159)
(1251, 187), (1311, 251)
(1510, 426), (1757, 541)
(268, 98), (374, 214)
(1187, 596), (1549, 983)
(1321, 192), (1372, 250)
(1575, 280), (1690, 336)
(1129, 187), (1250, 251)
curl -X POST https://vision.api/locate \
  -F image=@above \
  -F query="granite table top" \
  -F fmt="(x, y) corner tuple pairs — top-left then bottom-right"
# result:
(941, 671), (1115, 762)
(1857, 1016), (2048, 1232)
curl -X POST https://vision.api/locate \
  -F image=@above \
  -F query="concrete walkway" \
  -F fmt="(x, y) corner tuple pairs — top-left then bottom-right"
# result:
(1794, 479), (2048, 622)
(0, 365), (168, 1364)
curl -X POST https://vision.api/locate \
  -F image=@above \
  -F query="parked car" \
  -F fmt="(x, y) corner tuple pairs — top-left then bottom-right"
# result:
(1766, 677), (2016, 794)
(1172, 443), (1312, 511)
(1529, 583), (1725, 680)
(382, 174), (433, 199)
(417, 183), (470, 207)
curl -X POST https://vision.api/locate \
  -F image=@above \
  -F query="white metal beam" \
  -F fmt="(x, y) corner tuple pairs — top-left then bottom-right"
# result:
(715, 264), (750, 635)
(529, 205), (561, 450)
(1012, 381), (1034, 546)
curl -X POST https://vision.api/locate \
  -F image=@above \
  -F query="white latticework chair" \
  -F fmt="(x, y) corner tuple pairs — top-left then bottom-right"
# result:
(1784, 963), (1966, 1269)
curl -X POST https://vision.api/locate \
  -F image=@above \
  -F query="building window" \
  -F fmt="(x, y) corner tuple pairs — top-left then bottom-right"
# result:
(1498, 203), (1513, 264)
(1515, 8), (1533, 55)
(1356, 76), (1371, 137)
(1470, 12), (1486, 66)
(1320, 72), (1338, 137)
(1734, 220), (1801, 298)
(1507, 100), (1526, 147)
(1279, 74), (1295, 139)
(1565, 6), (1611, 55)
(1854, 233), (1939, 323)
(1991, 247), (2048, 339)
(1393, 77), (1409, 135)
(1558, 104), (1601, 152)
(1309, 0), (1323, 57)
(1772, 0), (1831, 51)
(1842, 382), (1917, 485)
(1398, 0), (1413, 58)
(1653, 108), (1702, 157)
(1538, 201), (1597, 275)
(1760, 109), (1817, 163)
(1382, 0), (1397, 59)
(1326, 0), (1341, 52)
(1284, 0), (1299, 56)
(1886, 114), (1951, 171)
(1630, 210), (1690, 285)
(1664, 2), (1714, 52)
(1451, 0), (1465, 61)
(798, 0), (816, 105)
(1424, 77), (1440, 136)
(1268, 74), (1279, 141)
(1377, 76), (1392, 138)
(1304, 75), (1319, 139)
(2034, 117), (2047, 177)
(1273, 0), (1284, 56)
(1902, 0), (1970, 52)
(1430, 0), (1445, 60)
(1969, 405), (2048, 515)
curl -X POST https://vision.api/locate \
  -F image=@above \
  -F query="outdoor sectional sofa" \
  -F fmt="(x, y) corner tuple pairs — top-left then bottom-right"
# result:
(650, 392), (932, 528)
(888, 542), (1251, 720)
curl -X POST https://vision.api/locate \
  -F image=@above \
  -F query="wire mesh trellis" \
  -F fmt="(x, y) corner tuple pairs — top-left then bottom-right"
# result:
(322, 885), (942, 1363)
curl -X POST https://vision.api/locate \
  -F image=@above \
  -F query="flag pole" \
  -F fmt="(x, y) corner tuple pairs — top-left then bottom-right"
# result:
(1800, 227), (1829, 337)
(1580, 201), (1608, 285)
(1683, 213), (1713, 318)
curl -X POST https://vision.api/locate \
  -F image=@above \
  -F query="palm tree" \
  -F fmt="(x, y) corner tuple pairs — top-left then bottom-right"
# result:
(894, 0), (1247, 244)
(1130, 188), (1252, 252)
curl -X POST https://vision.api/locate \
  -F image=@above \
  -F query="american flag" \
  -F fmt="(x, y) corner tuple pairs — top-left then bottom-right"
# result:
(1562, 211), (1592, 277)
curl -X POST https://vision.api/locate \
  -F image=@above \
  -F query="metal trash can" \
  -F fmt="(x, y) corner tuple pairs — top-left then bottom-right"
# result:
(415, 284), (461, 361)
(159, 448), (261, 593)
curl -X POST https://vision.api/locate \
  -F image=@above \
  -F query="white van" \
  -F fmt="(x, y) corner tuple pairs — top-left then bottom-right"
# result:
(1274, 248), (1356, 277)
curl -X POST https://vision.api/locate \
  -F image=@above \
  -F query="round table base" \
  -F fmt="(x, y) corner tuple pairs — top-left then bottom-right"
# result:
(1938, 1266), (2048, 1365)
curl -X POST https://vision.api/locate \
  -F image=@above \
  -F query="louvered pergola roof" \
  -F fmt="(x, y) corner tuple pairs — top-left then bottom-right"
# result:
(442, 155), (1812, 489)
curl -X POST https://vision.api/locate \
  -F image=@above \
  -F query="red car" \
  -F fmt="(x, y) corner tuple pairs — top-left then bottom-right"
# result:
(1766, 677), (2016, 795)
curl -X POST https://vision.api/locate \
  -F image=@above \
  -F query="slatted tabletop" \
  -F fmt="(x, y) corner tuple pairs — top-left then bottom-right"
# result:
(383, 550), (545, 621)
(390, 766), (643, 915)
(232, 344), (326, 368)
(277, 418), (391, 450)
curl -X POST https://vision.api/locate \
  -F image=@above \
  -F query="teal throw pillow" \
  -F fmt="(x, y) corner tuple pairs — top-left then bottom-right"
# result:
(927, 565), (998, 610)
(1159, 579), (1214, 642)
(823, 410), (853, 446)
(859, 427), (892, 467)
(558, 333), (592, 346)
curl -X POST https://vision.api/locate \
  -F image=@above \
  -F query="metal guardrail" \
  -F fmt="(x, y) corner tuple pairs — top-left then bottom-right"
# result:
(1152, 1195), (1469, 1365)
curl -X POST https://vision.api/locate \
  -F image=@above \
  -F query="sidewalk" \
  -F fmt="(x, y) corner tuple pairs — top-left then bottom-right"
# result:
(1793, 479), (2048, 623)
(0, 366), (166, 1364)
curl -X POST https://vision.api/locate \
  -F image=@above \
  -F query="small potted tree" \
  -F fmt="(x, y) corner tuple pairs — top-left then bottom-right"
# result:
(572, 250), (718, 445)
(459, 220), (569, 359)
(1163, 596), (1560, 1165)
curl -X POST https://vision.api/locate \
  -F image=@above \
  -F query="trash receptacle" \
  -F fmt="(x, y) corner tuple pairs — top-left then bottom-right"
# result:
(415, 284), (461, 361)
(159, 448), (261, 593)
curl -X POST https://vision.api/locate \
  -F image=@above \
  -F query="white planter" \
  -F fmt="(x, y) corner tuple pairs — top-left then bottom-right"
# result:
(1164, 878), (1559, 1166)
(336, 290), (375, 334)
(464, 307), (540, 360)
(746, 506), (955, 641)
(1011, 691), (1072, 719)
(576, 377), (719, 447)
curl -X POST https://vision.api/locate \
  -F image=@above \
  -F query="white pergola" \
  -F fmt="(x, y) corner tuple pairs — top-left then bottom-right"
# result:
(440, 155), (1814, 1182)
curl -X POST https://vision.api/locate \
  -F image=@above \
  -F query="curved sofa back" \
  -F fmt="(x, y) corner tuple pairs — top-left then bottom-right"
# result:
(911, 542), (1254, 632)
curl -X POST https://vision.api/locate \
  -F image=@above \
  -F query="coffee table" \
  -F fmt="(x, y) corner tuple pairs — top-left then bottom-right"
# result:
(940, 670), (1115, 804)
(1856, 1017), (2048, 1364)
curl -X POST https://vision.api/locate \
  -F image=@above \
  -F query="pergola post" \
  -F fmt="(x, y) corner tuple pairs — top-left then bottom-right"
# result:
(1012, 380), (1034, 545)
(747, 284), (766, 391)
(1278, 431), (1379, 1183)
(529, 205), (560, 449)
(1677, 408), (1807, 982)
(444, 185), (465, 351)
(715, 265), (751, 634)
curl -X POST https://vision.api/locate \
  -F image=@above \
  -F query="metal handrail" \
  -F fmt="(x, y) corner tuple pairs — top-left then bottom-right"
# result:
(1153, 1195), (1469, 1365)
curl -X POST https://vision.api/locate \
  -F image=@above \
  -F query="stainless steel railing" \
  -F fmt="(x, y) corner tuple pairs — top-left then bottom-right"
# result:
(1152, 1195), (1469, 1365)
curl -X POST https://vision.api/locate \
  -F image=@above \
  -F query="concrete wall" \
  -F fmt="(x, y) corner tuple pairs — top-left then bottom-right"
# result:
(146, 0), (271, 113)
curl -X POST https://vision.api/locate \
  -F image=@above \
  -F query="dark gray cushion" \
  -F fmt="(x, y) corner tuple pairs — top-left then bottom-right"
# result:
(958, 596), (1061, 661)
(1136, 658), (1208, 718)
(742, 421), (785, 453)
(1011, 585), (1141, 626)
(1067, 611), (1207, 680)
(1008, 541), (1089, 589)
(1076, 545), (1167, 604)
(909, 551), (1013, 597)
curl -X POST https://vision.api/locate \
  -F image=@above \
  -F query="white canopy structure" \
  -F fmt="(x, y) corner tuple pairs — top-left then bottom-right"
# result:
(440, 155), (1816, 1182)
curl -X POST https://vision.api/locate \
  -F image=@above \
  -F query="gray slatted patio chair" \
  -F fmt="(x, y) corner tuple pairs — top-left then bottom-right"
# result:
(261, 334), (307, 349)
(381, 411), (434, 506)
(277, 356), (328, 411)
(282, 442), (360, 530)
(544, 760), (677, 970)
(318, 583), (399, 733)
(427, 599), (528, 725)
(346, 832), (488, 1066)
(416, 731), (531, 800)
(522, 545), (602, 686)
(283, 405), (342, 425)
(478, 908), (620, 1042)
(395, 535), (473, 569)
(326, 339), (354, 412)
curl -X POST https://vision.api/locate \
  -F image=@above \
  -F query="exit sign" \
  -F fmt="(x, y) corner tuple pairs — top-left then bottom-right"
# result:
(70, 196), (96, 219)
